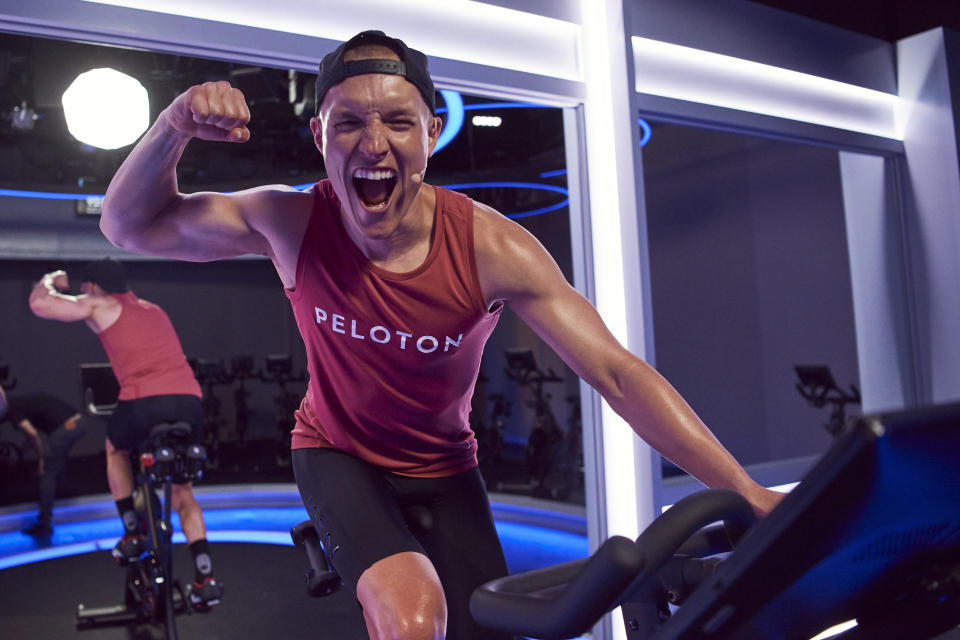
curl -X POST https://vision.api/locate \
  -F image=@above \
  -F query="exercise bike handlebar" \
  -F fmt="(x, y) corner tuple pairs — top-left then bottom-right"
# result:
(469, 489), (756, 639)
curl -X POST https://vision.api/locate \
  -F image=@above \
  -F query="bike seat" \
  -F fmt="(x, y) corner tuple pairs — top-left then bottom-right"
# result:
(148, 421), (193, 445)
(138, 422), (206, 484)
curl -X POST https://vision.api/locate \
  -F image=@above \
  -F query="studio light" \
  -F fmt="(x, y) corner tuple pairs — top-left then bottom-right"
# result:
(61, 68), (149, 149)
(10, 101), (38, 131)
(471, 115), (502, 127)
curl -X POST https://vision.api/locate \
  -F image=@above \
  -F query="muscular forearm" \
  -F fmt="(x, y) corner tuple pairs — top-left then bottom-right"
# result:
(101, 111), (190, 250)
(607, 359), (757, 495)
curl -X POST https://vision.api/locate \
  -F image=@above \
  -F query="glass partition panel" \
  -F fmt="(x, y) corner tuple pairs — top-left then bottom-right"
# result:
(641, 121), (863, 478)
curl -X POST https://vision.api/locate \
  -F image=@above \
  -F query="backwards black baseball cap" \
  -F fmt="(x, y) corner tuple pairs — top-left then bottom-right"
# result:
(79, 258), (128, 293)
(315, 30), (436, 114)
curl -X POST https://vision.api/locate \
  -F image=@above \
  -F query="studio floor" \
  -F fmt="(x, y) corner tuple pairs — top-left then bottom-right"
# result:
(1, 541), (369, 639)
(0, 483), (588, 640)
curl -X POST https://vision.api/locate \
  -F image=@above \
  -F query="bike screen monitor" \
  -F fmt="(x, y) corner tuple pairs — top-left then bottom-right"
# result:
(658, 402), (960, 640)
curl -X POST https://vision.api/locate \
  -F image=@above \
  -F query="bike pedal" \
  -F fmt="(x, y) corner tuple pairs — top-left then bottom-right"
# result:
(112, 550), (148, 566)
(186, 578), (224, 611)
(193, 598), (220, 611)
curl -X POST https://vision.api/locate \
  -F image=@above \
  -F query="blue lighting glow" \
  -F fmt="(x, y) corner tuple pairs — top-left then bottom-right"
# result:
(0, 181), (569, 220)
(638, 117), (652, 147)
(437, 101), (550, 113)
(0, 540), (103, 569)
(0, 188), (101, 201)
(539, 169), (567, 178)
(439, 181), (569, 219)
(0, 500), (587, 572)
(497, 520), (587, 573)
(434, 89), (465, 154)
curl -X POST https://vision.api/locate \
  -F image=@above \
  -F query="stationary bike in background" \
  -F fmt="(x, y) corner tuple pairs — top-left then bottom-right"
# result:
(503, 348), (584, 499)
(75, 364), (210, 640)
(794, 364), (861, 437)
(228, 354), (260, 447)
(477, 392), (509, 471)
(548, 394), (584, 502)
(191, 357), (233, 471)
(259, 354), (307, 468)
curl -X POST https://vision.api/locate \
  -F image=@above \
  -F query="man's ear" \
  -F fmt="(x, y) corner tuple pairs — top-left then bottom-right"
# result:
(427, 115), (443, 157)
(309, 117), (324, 152)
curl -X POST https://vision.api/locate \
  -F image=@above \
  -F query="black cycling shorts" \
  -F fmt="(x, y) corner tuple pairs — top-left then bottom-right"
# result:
(292, 447), (513, 640)
(107, 394), (203, 451)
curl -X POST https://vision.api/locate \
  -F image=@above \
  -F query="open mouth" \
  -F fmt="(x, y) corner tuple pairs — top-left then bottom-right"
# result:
(352, 168), (398, 210)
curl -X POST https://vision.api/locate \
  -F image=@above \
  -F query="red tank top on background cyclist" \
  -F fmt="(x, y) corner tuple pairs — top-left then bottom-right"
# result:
(286, 180), (502, 477)
(96, 292), (202, 401)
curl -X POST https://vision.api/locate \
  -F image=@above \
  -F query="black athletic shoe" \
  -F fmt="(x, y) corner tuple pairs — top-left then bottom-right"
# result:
(187, 576), (224, 610)
(22, 522), (53, 537)
(112, 534), (145, 563)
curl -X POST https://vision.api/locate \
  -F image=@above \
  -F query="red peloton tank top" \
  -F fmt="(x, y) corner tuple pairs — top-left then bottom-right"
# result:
(286, 180), (501, 477)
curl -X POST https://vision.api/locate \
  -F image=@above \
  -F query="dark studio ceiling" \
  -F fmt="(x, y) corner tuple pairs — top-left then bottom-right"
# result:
(748, 0), (960, 42)
(0, 31), (566, 215)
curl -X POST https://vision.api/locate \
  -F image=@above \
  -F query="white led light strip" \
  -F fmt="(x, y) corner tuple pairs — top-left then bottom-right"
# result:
(582, 2), (653, 638)
(581, 2), (643, 545)
(633, 37), (903, 140)
(809, 619), (858, 640)
(80, 0), (581, 81)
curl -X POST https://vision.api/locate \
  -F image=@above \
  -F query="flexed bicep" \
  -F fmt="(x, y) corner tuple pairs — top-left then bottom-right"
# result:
(128, 189), (272, 261)
(101, 81), (253, 257)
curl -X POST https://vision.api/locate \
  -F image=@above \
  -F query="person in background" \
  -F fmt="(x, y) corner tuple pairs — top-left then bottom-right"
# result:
(0, 385), (88, 537)
(28, 260), (223, 609)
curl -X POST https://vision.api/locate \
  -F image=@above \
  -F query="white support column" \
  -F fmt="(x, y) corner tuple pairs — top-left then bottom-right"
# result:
(838, 151), (919, 412)
(579, 2), (659, 637)
(896, 28), (960, 405)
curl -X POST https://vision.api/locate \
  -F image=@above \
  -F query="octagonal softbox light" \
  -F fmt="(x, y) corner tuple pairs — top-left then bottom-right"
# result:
(62, 68), (149, 150)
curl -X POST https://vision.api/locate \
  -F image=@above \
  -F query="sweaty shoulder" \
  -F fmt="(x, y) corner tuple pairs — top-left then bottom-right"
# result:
(241, 184), (316, 287)
(472, 200), (555, 308)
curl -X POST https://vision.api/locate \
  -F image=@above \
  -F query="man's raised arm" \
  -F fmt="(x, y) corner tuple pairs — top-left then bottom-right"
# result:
(100, 81), (267, 261)
(28, 270), (95, 322)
